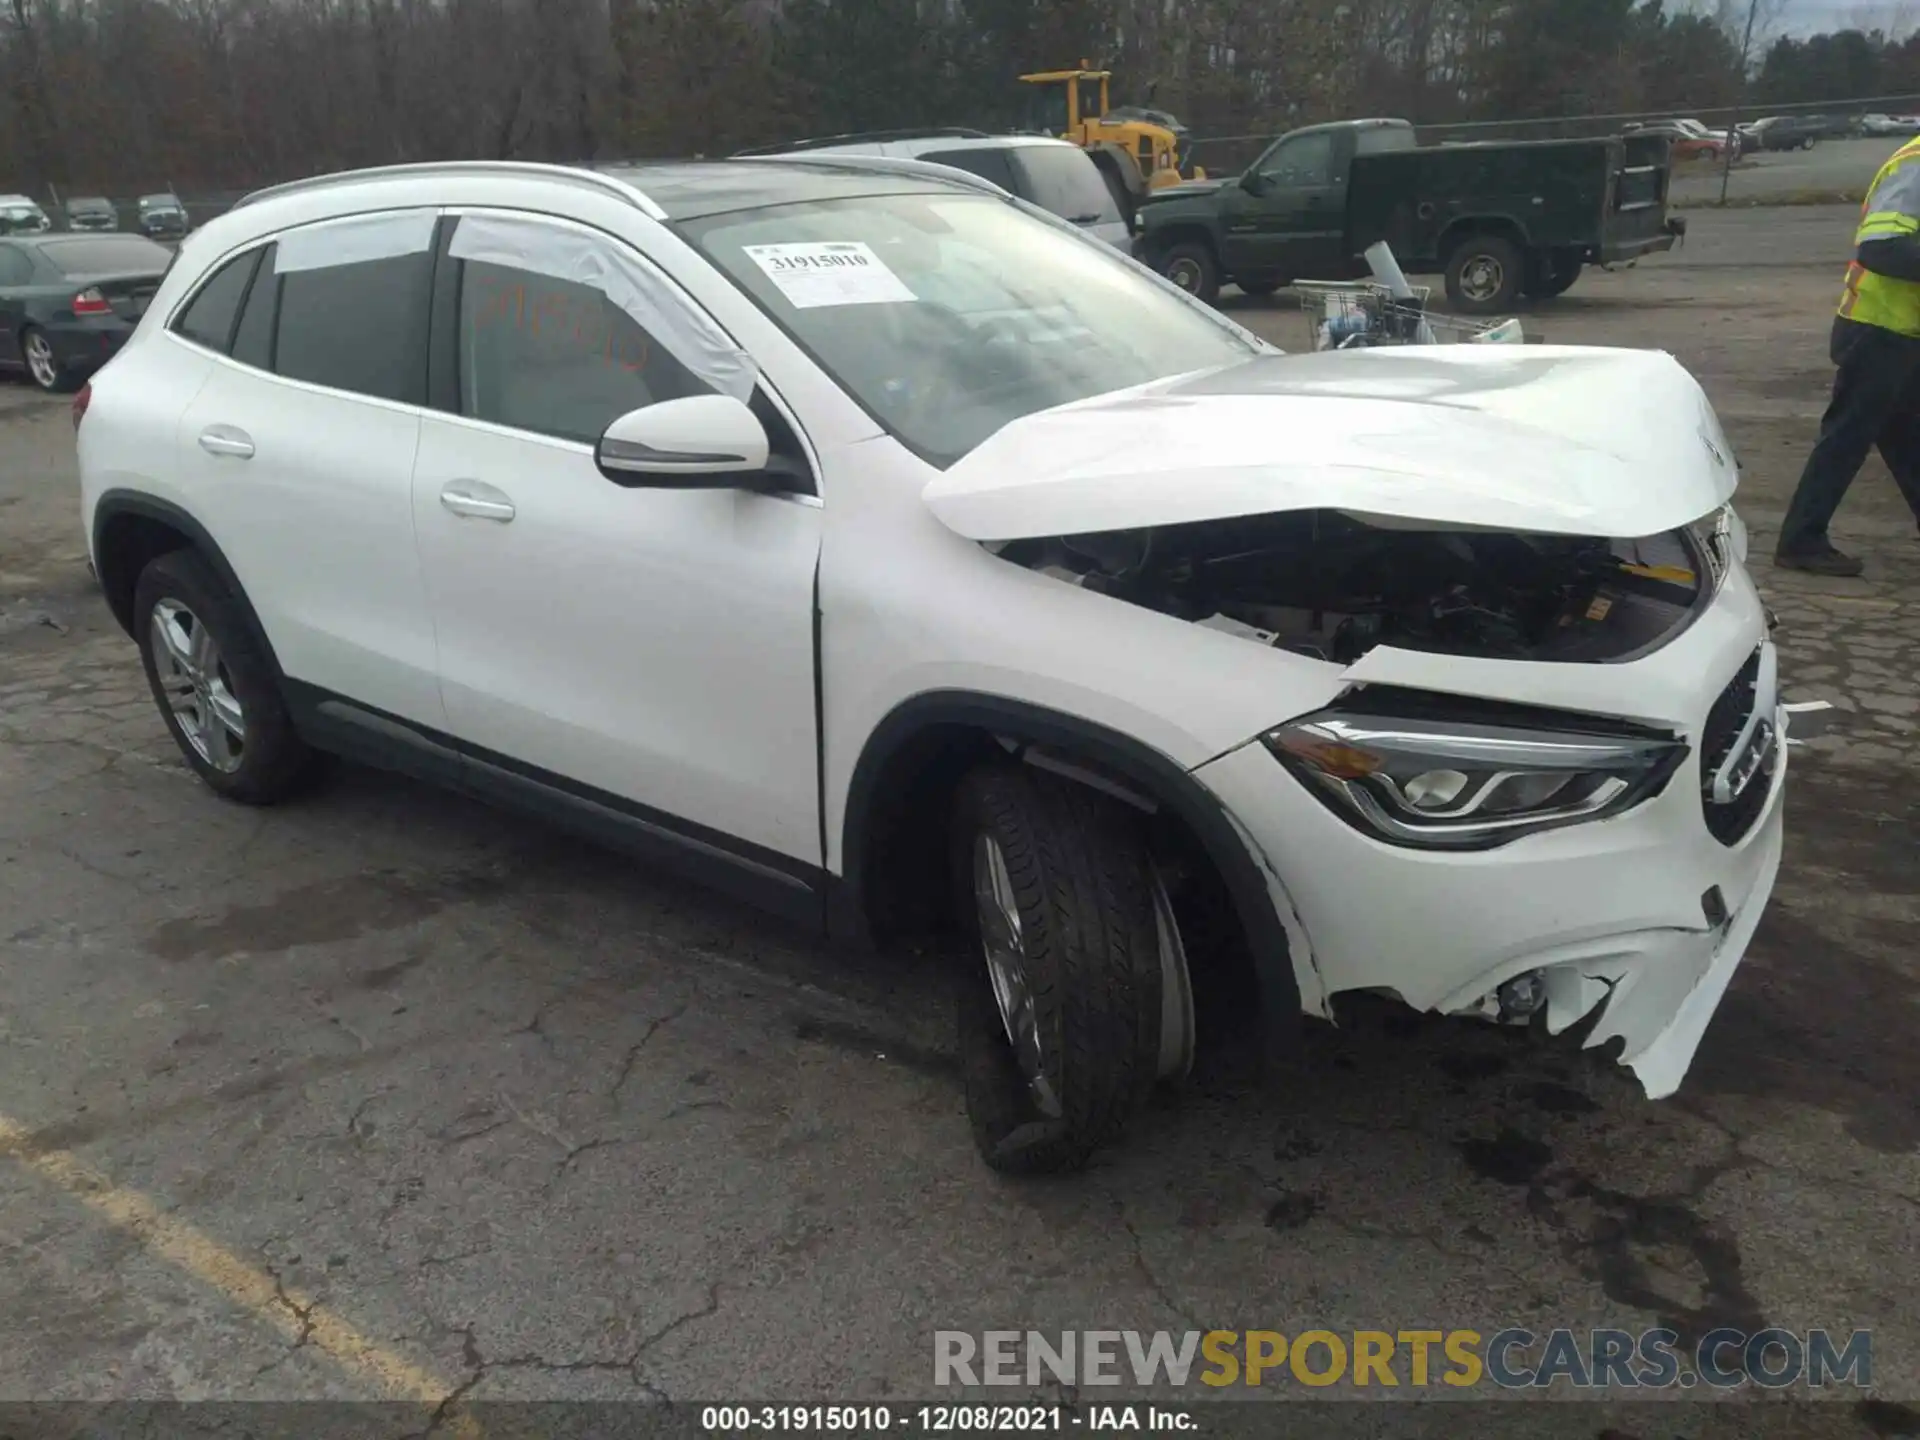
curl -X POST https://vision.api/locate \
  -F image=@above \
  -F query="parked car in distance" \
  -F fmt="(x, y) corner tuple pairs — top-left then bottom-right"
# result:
(75, 158), (1785, 1174)
(62, 196), (120, 231)
(1135, 118), (1684, 311)
(136, 193), (190, 239)
(0, 232), (172, 392)
(0, 194), (53, 235)
(1625, 120), (1727, 161)
(1738, 116), (1819, 152)
(1860, 113), (1920, 137)
(734, 130), (1132, 250)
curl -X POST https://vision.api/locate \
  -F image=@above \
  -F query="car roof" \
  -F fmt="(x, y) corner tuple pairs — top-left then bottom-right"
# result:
(0, 194), (41, 206)
(234, 158), (998, 229)
(67, 195), (112, 204)
(139, 194), (180, 203)
(769, 134), (1080, 159)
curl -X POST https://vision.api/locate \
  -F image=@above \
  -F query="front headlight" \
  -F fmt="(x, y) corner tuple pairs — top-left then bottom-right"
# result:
(1264, 693), (1688, 850)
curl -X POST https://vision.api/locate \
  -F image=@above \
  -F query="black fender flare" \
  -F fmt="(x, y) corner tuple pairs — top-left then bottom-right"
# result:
(91, 489), (285, 679)
(837, 690), (1301, 1049)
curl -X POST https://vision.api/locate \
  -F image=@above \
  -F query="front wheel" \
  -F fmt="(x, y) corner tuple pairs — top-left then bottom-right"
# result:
(952, 764), (1173, 1174)
(1444, 234), (1524, 315)
(1157, 242), (1220, 305)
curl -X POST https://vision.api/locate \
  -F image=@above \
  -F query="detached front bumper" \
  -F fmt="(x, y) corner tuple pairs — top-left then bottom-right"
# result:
(1193, 631), (1786, 1100)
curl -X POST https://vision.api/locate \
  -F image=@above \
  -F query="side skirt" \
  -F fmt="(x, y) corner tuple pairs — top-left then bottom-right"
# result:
(283, 680), (827, 931)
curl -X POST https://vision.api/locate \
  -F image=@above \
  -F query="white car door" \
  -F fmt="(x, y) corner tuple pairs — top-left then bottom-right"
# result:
(410, 210), (824, 900)
(171, 212), (445, 729)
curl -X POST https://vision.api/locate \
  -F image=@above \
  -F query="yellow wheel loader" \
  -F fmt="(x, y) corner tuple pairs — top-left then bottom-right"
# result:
(1017, 62), (1204, 227)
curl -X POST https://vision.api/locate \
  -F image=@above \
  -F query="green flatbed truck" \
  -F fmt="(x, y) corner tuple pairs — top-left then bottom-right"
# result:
(1133, 118), (1686, 313)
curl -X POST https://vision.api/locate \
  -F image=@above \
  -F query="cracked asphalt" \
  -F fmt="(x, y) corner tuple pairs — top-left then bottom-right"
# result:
(1, 206), (1918, 1434)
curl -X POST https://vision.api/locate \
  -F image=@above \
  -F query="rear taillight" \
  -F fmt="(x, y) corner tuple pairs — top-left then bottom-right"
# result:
(71, 287), (111, 316)
(71, 381), (91, 430)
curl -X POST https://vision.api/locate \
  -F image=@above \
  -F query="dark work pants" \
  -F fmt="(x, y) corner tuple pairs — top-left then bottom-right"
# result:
(1778, 315), (1920, 553)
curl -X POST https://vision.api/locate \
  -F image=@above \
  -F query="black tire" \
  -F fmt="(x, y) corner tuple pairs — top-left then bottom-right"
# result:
(1524, 249), (1583, 301)
(19, 325), (74, 394)
(951, 763), (1163, 1175)
(133, 549), (323, 804)
(1236, 278), (1283, 298)
(1443, 233), (1525, 315)
(1158, 241), (1220, 305)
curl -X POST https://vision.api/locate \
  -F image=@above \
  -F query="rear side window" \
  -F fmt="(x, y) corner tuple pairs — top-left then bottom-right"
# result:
(272, 247), (432, 404)
(0, 245), (33, 285)
(922, 147), (1020, 193)
(173, 250), (262, 353)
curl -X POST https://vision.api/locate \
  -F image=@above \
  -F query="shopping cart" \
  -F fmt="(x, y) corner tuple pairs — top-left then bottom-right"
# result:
(1295, 280), (1524, 352)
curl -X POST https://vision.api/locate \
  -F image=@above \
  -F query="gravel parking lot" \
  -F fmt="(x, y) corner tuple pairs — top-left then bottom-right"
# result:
(1, 205), (1917, 1433)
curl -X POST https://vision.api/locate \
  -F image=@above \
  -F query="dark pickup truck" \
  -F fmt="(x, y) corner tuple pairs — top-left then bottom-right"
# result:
(1135, 118), (1685, 313)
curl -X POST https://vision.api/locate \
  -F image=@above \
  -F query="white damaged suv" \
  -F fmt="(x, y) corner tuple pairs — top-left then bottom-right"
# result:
(76, 157), (1785, 1173)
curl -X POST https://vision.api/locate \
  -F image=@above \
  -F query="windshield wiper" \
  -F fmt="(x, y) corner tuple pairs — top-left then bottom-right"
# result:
(1068, 212), (1105, 225)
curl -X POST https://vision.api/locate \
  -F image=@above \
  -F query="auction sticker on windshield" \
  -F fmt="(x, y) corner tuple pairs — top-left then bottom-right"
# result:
(743, 241), (916, 308)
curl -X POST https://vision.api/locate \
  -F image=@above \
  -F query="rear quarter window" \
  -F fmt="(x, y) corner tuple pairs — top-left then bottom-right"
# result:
(172, 250), (263, 353)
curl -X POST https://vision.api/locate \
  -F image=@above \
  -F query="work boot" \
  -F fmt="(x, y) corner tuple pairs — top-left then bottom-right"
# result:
(1773, 540), (1864, 576)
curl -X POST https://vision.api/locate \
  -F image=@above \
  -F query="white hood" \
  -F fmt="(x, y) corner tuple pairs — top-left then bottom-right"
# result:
(923, 347), (1738, 541)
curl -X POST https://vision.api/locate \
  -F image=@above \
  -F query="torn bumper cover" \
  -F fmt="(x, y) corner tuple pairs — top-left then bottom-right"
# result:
(1193, 683), (1787, 1101)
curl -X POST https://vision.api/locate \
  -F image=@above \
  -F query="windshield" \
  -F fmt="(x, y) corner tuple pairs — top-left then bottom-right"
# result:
(41, 235), (171, 275)
(683, 192), (1260, 468)
(1011, 146), (1121, 225)
(140, 195), (181, 211)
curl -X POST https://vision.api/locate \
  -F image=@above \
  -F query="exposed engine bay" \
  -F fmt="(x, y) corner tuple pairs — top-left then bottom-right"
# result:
(994, 509), (1714, 665)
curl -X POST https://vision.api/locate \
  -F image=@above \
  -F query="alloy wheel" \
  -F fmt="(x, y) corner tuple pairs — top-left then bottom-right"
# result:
(973, 833), (1062, 1118)
(150, 598), (247, 772)
(23, 332), (58, 391)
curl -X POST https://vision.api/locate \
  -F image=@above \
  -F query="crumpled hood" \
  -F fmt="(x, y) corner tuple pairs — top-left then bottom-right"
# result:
(922, 346), (1739, 541)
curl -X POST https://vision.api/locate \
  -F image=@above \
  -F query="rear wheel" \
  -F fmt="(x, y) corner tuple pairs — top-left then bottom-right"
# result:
(952, 764), (1178, 1174)
(19, 326), (69, 394)
(1158, 242), (1220, 305)
(1444, 233), (1524, 315)
(133, 550), (324, 804)
(1524, 249), (1583, 301)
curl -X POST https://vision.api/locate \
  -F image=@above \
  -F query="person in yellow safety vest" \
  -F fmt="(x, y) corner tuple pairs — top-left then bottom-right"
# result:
(1776, 135), (1920, 574)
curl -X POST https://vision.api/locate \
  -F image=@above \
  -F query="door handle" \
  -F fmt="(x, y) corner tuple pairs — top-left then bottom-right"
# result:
(439, 481), (515, 522)
(198, 426), (254, 459)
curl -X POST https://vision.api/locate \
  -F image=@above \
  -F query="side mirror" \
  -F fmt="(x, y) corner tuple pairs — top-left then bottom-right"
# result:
(1239, 170), (1269, 195)
(594, 394), (770, 488)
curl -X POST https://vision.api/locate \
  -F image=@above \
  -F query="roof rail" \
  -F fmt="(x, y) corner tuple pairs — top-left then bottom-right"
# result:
(234, 161), (666, 219)
(732, 127), (994, 158)
(737, 152), (1012, 198)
